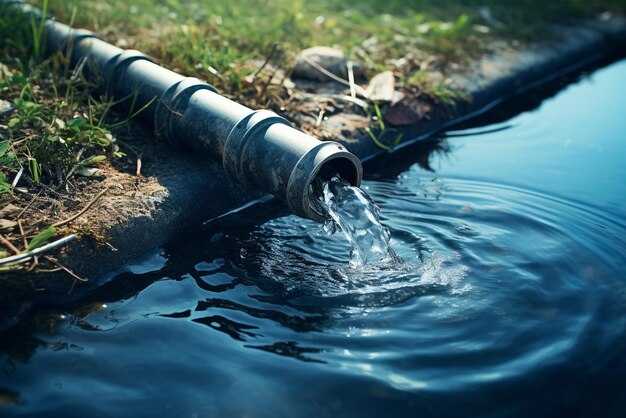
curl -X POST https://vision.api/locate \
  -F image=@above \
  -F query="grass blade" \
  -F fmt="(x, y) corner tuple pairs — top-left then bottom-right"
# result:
(28, 226), (56, 250)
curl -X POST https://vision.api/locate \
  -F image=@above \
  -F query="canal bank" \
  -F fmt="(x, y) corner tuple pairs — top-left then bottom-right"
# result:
(0, 1), (625, 318)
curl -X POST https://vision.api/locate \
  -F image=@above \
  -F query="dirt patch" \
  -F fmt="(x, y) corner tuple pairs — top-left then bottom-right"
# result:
(0, 159), (167, 272)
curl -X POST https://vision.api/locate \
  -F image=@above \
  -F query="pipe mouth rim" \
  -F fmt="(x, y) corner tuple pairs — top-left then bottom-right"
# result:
(286, 141), (362, 223)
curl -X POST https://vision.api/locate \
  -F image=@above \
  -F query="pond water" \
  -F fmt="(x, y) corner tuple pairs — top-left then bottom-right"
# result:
(2, 59), (626, 417)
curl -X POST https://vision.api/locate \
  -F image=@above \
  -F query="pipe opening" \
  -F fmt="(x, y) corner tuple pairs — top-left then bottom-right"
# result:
(304, 154), (362, 222)
(316, 157), (360, 187)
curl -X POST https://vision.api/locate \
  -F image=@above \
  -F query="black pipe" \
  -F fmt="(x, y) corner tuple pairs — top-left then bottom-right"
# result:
(1, 0), (362, 222)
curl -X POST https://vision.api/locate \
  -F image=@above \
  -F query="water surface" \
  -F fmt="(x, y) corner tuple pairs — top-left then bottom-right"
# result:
(2, 60), (626, 417)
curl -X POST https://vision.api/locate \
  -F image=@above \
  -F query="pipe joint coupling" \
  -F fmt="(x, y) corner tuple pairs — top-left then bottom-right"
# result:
(154, 77), (218, 146)
(103, 49), (154, 92)
(223, 109), (291, 186)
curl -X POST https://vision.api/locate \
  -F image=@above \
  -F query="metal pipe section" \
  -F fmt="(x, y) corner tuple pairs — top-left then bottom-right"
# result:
(1, 0), (362, 222)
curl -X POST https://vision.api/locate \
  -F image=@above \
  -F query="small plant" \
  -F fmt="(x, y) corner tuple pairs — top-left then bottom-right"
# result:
(29, 0), (49, 61)
(27, 225), (56, 250)
(2, 66), (120, 185)
(364, 101), (403, 151)
(407, 71), (468, 105)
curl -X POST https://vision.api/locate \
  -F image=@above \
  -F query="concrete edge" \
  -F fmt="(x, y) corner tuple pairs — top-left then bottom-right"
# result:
(343, 18), (626, 162)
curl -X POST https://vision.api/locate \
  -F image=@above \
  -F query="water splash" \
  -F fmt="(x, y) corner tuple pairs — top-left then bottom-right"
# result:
(314, 176), (400, 267)
(417, 252), (470, 295)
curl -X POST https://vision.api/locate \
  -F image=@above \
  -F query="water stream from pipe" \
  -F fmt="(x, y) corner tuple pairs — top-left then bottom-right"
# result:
(313, 176), (400, 267)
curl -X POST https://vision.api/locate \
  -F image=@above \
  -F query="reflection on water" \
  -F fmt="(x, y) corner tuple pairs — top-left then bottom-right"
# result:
(2, 60), (626, 417)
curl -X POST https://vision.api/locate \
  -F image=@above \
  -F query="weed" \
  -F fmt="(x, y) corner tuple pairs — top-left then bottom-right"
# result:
(365, 101), (404, 151)
(29, 0), (49, 61)
(407, 70), (468, 105)
(27, 225), (56, 250)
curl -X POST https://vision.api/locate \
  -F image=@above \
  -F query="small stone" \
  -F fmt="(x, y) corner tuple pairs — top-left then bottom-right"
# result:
(292, 46), (348, 82)
(116, 38), (129, 49)
(0, 99), (13, 115)
(282, 78), (296, 89)
(362, 37), (379, 50)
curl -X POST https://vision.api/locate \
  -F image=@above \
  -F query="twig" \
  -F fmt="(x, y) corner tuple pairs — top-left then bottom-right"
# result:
(38, 182), (77, 201)
(17, 219), (27, 249)
(301, 56), (368, 97)
(43, 255), (88, 282)
(246, 43), (278, 83)
(347, 60), (356, 99)
(315, 109), (325, 128)
(17, 188), (44, 219)
(36, 267), (63, 273)
(136, 157), (142, 177)
(206, 65), (225, 83)
(52, 187), (109, 228)
(65, 147), (86, 179)
(25, 256), (39, 272)
(157, 98), (183, 117)
(0, 234), (20, 255)
(11, 167), (24, 188)
(259, 68), (277, 98)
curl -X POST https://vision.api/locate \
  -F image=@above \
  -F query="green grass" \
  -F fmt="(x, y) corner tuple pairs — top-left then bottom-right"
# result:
(37, 0), (626, 93)
(0, 1), (127, 266)
(0, 4), (122, 190)
(4, 0), (625, 181)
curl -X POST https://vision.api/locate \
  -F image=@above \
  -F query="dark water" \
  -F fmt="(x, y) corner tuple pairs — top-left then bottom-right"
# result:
(2, 60), (626, 417)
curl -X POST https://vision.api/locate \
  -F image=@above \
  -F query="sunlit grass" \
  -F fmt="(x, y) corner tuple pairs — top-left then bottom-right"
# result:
(32, 0), (625, 102)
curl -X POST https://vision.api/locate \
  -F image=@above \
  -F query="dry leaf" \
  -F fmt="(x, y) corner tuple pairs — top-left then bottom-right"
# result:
(0, 204), (21, 218)
(0, 218), (17, 232)
(383, 95), (435, 126)
(365, 71), (395, 102)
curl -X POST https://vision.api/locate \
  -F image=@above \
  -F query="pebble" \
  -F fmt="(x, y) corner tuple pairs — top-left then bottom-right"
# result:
(292, 46), (349, 82)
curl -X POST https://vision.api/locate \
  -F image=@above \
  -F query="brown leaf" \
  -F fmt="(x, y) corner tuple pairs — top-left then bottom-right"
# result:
(383, 95), (435, 126)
